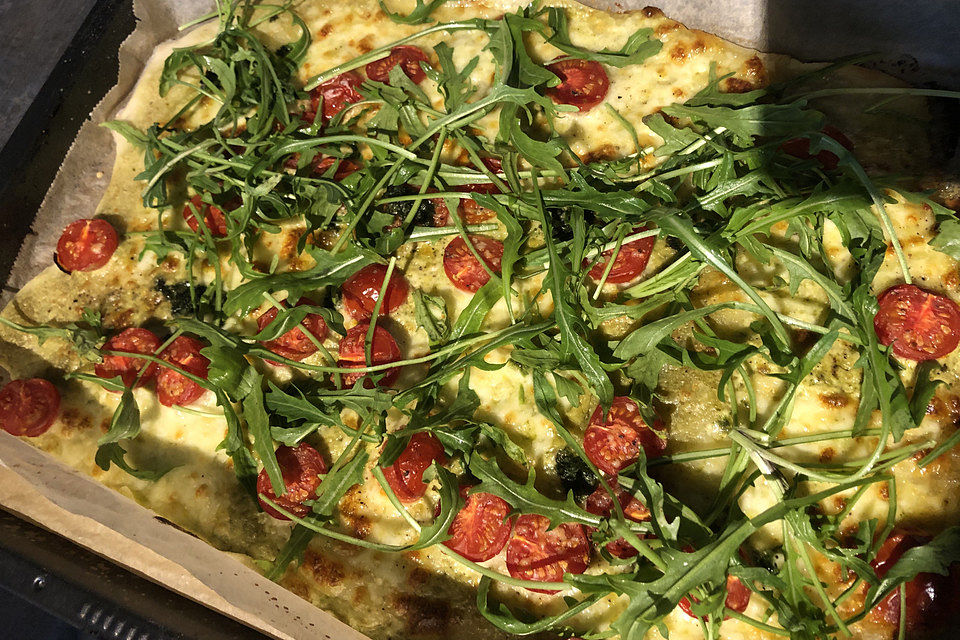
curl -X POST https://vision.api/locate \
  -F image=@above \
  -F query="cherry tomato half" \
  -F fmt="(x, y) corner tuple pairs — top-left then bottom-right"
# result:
(55, 219), (118, 273)
(586, 228), (655, 284)
(257, 443), (328, 520)
(544, 58), (610, 112)
(156, 336), (209, 407)
(312, 155), (360, 180)
(780, 125), (854, 171)
(0, 378), (60, 437)
(381, 432), (446, 503)
(337, 322), (402, 387)
(341, 264), (410, 320)
(869, 530), (960, 635)
(444, 486), (513, 562)
(443, 235), (504, 293)
(679, 575), (752, 620)
(874, 284), (960, 361)
(95, 328), (162, 388)
(506, 514), (590, 593)
(584, 396), (666, 476)
(310, 71), (364, 123)
(365, 46), (429, 84)
(584, 482), (650, 559)
(182, 194), (228, 238)
(257, 299), (329, 362)
(456, 183), (500, 224)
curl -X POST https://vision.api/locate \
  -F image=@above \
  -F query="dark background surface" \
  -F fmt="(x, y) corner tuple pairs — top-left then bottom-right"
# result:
(0, 1), (113, 635)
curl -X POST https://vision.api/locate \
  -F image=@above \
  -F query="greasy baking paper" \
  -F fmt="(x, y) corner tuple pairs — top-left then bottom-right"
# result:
(0, 1), (955, 639)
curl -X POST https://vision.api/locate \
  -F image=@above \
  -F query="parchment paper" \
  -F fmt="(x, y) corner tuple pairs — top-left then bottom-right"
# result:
(0, 1), (956, 639)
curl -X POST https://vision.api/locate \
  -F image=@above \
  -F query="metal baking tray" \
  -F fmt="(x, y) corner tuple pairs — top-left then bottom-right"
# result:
(0, 1), (267, 637)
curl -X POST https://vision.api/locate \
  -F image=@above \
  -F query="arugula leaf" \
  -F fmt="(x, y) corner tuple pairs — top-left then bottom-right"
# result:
(470, 456), (600, 529)
(661, 102), (823, 147)
(310, 449), (369, 518)
(94, 443), (174, 482)
(412, 290), (449, 346)
(243, 379), (283, 496)
(545, 7), (662, 68)
(377, 0), (446, 24)
(0, 316), (104, 363)
(909, 361), (943, 426)
(96, 387), (142, 450)
(266, 524), (314, 581)
(931, 214), (960, 261)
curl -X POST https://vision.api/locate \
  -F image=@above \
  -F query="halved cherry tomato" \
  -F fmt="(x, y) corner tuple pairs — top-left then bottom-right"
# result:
(584, 482), (650, 558)
(365, 46), (429, 84)
(309, 71), (364, 123)
(95, 328), (162, 388)
(156, 336), (209, 407)
(586, 228), (655, 284)
(780, 125), (854, 171)
(341, 264), (410, 320)
(443, 235), (504, 293)
(869, 530), (960, 634)
(312, 155), (360, 180)
(381, 432), (446, 503)
(679, 575), (752, 619)
(182, 194), (228, 238)
(337, 322), (402, 387)
(584, 396), (666, 476)
(480, 156), (503, 173)
(0, 378), (60, 437)
(544, 58), (610, 112)
(456, 183), (500, 224)
(55, 219), (118, 272)
(256, 299), (329, 362)
(257, 443), (328, 520)
(506, 514), (590, 593)
(874, 284), (960, 361)
(444, 486), (513, 561)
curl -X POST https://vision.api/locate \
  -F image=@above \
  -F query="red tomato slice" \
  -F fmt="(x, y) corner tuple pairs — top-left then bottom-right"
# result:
(95, 328), (162, 388)
(381, 432), (446, 503)
(182, 194), (228, 238)
(544, 58), (610, 112)
(257, 443), (328, 520)
(310, 71), (364, 123)
(312, 155), (360, 180)
(586, 228), (655, 284)
(365, 46), (429, 84)
(874, 284), (960, 361)
(869, 530), (960, 633)
(584, 396), (666, 476)
(156, 336), (209, 407)
(256, 299), (329, 362)
(341, 264), (410, 320)
(506, 514), (590, 593)
(337, 322), (402, 387)
(679, 575), (751, 619)
(456, 183), (500, 224)
(55, 219), (118, 272)
(443, 235), (504, 293)
(780, 125), (854, 170)
(0, 378), (60, 437)
(480, 156), (502, 173)
(444, 487), (513, 562)
(584, 482), (650, 559)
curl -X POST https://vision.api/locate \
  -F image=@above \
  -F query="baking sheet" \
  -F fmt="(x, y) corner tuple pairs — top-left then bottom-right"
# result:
(0, 1), (957, 639)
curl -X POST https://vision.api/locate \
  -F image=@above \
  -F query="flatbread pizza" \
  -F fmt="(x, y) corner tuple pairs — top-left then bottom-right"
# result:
(1, 1), (959, 639)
